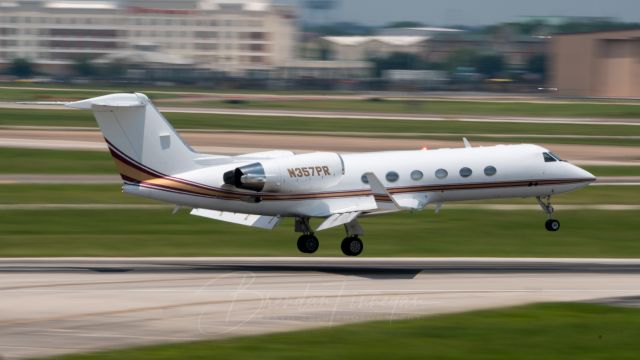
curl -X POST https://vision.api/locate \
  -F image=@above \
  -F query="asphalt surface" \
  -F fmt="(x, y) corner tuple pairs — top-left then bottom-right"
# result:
(2, 258), (640, 359)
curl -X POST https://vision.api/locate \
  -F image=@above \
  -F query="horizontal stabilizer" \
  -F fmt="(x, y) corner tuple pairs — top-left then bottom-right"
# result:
(65, 93), (146, 109)
(316, 211), (361, 232)
(190, 209), (281, 230)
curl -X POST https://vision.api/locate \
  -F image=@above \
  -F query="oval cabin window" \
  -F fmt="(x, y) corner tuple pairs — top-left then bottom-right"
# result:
(411, 170), (424, 181)
(435, 168), (448, 179)
(484, 166), (497, 176)
(386, 171), (399, 182)
(459, 167), (472, 178)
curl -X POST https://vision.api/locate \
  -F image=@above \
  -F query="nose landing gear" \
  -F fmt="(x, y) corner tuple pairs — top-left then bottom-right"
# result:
(537, 196), (560, 232)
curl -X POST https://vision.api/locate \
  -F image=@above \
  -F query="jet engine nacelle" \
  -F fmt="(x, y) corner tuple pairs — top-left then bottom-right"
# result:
(223, 152), (345, 193)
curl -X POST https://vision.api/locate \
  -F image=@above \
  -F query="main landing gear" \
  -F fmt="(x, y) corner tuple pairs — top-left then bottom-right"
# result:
(295, 217), (365, 256)
(536, 195), (560, 232)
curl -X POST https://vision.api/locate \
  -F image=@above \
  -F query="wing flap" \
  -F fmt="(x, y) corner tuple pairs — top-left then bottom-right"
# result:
(316, 211), (361, 231)
(190, 209), (281, 230)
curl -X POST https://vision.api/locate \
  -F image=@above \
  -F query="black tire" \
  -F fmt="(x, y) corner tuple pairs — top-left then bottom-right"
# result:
(297, 234), (319, 254)
(341, 236), (364, 257)
(545, 219), (560, 232)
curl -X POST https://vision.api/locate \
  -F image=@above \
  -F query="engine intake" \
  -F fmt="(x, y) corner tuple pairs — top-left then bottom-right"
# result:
(223, 152), (344, 193)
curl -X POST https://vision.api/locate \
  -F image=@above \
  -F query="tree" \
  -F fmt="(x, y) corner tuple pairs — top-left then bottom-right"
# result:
(385, 21), (424, 29)
(445, 49), (479, 71)
(73, 58), (98, 77)
(475, 54), (505, 78)
(370, 52), (427, 77)
(100, 61), (126, 78)
(527, 54), (546, 77)
(8, 58), (34, 78)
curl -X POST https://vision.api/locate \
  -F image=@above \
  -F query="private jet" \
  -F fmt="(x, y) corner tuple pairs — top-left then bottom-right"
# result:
(59, 93), (596, 256)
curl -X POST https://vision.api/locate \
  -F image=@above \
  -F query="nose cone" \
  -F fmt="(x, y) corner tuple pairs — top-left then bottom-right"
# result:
(570, 164), (597, 184)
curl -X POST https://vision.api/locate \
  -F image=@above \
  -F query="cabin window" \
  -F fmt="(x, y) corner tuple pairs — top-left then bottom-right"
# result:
(410, 170), (424, 181)
(386, 171), (399, 183)
(484, 166), (497, 176)
(435, 168), (448, 179)
(459, 167), (472, 178)
(543, 153), (556, 162)
(361, 174), (369, 184)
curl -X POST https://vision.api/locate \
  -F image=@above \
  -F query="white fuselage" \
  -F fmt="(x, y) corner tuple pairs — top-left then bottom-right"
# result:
(123, 144), (595, 218)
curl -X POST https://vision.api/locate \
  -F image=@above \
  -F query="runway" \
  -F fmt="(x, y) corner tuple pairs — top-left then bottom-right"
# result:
(2, 258), (640, 359)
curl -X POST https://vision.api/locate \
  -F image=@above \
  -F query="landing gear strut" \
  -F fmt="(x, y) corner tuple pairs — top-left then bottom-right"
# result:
(536, 196), (560, 232)
(295, 217), (319, 254)
(294, 217), (365, 256)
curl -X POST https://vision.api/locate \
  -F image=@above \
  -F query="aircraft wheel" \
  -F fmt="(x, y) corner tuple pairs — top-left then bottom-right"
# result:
(545, 219), (560, 232)
(297, 234), (319, 254)
(341, 236), (364, 257)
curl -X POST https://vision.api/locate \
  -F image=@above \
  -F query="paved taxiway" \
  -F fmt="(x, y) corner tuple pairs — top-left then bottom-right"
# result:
(2, 258), (640, 359)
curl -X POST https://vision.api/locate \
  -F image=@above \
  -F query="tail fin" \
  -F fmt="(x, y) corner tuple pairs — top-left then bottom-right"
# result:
(67, 93), (198, 176)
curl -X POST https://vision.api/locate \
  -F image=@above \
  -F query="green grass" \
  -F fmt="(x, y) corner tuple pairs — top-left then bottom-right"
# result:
(49, 303), (640, 360)
(3, 84), (640, 118)
(0, 148), (115, 174)
(583, 166), (640, 177)
(1, 208), (638, 257)
(1, 108), (639, 146)
(0, 184), (160, 204)
(164, 98), (640, 118)
(1, 184), (638, 206)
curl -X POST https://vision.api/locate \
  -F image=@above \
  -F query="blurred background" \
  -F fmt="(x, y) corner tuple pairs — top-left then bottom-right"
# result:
(0, 0), (638, 97)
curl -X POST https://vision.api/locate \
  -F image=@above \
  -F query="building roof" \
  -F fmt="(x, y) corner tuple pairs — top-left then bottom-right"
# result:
(199, 0), (269, 11)
(323, 36), (429, 46)
(44, 1), (117, 10)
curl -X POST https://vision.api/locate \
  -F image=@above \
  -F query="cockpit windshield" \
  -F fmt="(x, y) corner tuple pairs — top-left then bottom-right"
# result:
(543, 152), (566, 163)
(549, 152), (566, 162)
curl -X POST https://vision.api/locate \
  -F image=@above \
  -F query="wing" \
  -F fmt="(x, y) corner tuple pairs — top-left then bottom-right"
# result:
(190, 209), (281, 230)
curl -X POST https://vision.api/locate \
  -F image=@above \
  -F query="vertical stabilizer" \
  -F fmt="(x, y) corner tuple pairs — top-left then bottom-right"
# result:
(67, 93), (198, 176)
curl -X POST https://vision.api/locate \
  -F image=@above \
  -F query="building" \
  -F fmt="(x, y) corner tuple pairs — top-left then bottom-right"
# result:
(377, 26), (463, 37)
(0, 0), (296, 76)
(319, 36), (428, 61)
(550, 29), (640, 98)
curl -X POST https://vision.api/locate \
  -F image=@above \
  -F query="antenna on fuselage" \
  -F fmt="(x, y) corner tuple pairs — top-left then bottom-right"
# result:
(463, 137), (472, 148)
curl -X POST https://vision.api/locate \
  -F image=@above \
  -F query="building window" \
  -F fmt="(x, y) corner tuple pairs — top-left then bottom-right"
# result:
(484, 166), (497, 176)
(459, 167), (472, 178)
(410, 170), (423, 181)
(435, 168), (448, 179)
(386, 171), (399, 183)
